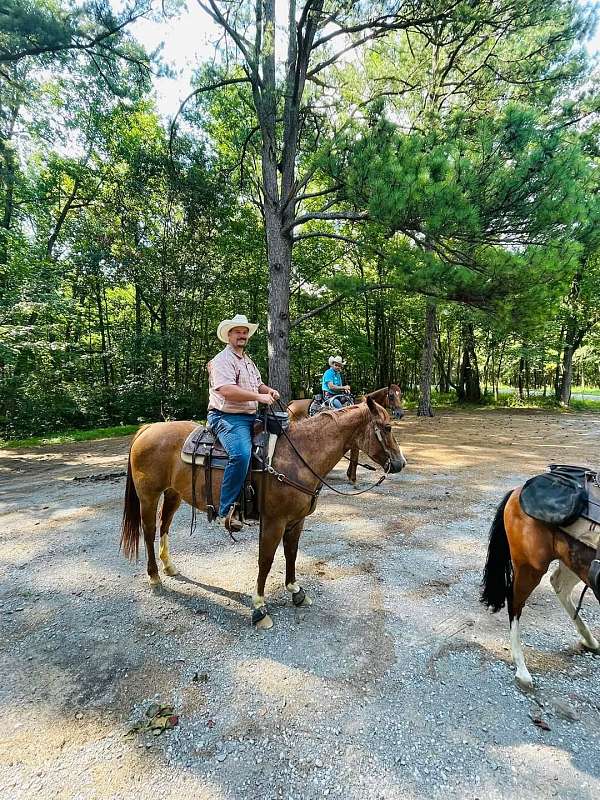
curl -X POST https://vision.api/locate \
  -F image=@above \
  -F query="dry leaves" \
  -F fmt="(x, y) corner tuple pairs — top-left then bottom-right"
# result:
(126, 704), (179, 737)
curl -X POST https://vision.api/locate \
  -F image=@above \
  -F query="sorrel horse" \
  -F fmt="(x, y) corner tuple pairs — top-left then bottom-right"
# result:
(287, 385), (404, 484)
(481, 487), (599, 689)
(120, 397), (406, 629)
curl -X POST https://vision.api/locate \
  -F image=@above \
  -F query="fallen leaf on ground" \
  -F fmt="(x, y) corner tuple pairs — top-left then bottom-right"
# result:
(529, 714), (551, 731)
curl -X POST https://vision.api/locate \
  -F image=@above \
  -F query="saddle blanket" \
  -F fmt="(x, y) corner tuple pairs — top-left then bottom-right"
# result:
(520, 464), (600, 550)
(181, 425), (277, 469)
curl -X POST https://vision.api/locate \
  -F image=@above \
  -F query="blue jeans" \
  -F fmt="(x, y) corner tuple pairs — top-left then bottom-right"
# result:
(207, 411), (256, 516)
(324, 394), (348, 409)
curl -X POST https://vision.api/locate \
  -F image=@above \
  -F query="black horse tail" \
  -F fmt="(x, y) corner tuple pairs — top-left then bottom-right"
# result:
(480, 490), (514, 613)
(119, 424), (150, 561)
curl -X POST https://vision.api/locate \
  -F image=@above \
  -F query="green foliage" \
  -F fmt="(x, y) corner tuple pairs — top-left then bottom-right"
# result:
(2, 0), (600, 435)
(0, 424), (141, 450)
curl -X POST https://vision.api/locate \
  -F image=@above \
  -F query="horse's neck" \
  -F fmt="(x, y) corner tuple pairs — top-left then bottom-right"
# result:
(369, 388), (388, 406)
(286, 406), (369, 480)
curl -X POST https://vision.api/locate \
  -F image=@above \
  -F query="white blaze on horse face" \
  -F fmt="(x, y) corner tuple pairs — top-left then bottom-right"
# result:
(510, 618), (533, 689)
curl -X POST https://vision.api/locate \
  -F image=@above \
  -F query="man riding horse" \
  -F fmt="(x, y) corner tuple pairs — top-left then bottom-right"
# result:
(206, 314), (280, 534)
(322, 355), (352, 409)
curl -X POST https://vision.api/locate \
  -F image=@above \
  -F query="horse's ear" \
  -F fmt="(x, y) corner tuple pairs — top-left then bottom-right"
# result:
(367, 395), (377, 414)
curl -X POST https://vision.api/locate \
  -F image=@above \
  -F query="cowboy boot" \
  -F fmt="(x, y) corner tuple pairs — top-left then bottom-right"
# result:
(224, 504), (243, 533)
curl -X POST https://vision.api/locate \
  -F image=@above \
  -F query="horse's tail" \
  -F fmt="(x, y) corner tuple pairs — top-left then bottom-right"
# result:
(480, 490), (514, 613)
(119, 424), (150, 561)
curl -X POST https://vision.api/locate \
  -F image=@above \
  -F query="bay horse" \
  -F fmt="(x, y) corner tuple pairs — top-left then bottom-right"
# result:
(287, 385), (404, 484)
(120, 397), (406, 629)
(481, 487), (600, 689)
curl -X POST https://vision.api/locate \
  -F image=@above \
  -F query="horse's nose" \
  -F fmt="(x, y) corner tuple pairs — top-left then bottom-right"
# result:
(389, 454), (407, 473)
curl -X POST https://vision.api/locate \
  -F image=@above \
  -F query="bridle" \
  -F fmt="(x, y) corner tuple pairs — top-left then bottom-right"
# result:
(258, 401), (394, 498)
(371, 418), (399, 471)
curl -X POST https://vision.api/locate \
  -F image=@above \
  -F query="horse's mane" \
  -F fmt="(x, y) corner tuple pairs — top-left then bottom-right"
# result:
(291, 402), (369, 433)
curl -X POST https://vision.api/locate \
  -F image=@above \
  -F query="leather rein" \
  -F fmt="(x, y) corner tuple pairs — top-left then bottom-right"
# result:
(257, 401), (393, 499)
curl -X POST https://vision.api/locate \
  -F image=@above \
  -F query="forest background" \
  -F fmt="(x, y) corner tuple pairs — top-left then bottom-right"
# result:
(2, 0), (600, 439)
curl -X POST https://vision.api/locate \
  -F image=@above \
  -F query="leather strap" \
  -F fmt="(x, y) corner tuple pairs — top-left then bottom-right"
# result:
(205, 444), (217, 522)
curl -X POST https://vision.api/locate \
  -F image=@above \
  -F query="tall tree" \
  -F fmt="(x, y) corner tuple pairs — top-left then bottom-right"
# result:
(171, 1), (464, 399)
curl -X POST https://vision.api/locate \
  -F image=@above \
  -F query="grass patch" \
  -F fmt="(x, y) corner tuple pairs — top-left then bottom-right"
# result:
(568, 398), (600, 411)
(0, 424), (142, 449)
(403, 390), (600, 413)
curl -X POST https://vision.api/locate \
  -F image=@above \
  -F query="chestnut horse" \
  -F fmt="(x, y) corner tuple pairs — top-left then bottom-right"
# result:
(481, 487), (599, 689)
(287, 385), (404, 484)
(120, 397), (406, 629)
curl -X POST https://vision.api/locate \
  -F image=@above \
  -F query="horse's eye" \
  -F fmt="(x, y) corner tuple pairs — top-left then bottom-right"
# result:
(384, 425), (392, 433)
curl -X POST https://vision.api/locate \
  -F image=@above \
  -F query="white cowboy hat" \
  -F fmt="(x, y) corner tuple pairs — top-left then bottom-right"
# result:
(328, 355), (346, 367)
(217, 314), (258, 343)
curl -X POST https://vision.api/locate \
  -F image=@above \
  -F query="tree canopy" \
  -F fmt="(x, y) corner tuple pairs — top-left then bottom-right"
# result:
(1, 0), (599, 436)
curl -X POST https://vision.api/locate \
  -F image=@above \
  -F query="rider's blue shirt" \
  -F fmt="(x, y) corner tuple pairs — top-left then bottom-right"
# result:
(322, 367), (343, 395)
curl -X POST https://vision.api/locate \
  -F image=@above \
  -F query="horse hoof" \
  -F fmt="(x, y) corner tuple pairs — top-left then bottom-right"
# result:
(516, 673), (534, 691)
(292, 588), (312, 607)
(582, 638), (600, 653)
(254, 613), (273, 630)
(163, 564), (179, 577)
(148, 575), (162, 588)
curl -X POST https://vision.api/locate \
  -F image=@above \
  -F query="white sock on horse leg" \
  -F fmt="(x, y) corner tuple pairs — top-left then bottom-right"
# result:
(550, 563), (599, 650)
(159, 534), (177, 575)
(252, 593), (266, 609)
(510, 617), (533, 688)
(286, 582), (300, 593)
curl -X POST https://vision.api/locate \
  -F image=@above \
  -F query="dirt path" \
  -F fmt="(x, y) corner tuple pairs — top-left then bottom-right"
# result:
(1, 409), (599, 800)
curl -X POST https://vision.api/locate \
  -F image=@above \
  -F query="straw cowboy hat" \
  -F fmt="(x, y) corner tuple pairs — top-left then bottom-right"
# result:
(328, 355), (346, 367)
(217, 314), (259, 343)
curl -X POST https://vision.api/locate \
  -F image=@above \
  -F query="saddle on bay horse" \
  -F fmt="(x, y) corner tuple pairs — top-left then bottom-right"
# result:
(309, 393), (355, 416)
(519, 464), (600, 601)
(180, 411), (288, 525)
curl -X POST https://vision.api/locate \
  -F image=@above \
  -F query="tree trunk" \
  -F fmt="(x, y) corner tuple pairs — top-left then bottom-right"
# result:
(518, 355), (525, 400)
(418, 302), (437, 416)
(265, 207), (292, 401)
(134, 281), (142, 376)
(554, 325), (565, 401)
(95, 278), (110, 388)
(160, 268), (169, 395)
(457, 322), (480, 402)
(559, 318), (582, 406)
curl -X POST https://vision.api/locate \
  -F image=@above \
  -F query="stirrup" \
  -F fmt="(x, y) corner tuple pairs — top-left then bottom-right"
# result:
(224, 505), (243, 533)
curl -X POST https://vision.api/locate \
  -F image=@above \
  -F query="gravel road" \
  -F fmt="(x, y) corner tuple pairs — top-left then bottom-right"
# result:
(1, 409), (599, 800)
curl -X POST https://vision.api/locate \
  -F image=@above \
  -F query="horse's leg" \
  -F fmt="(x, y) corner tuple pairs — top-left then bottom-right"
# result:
(346, 446), (358, 484)
(252, 519), (285, 630)
(550, 562), (600, 651)
(159, 489), (181, 577)
(283, 519), (312, 607)
(509, 563), (545, 690)
(140, 490), (162, 587)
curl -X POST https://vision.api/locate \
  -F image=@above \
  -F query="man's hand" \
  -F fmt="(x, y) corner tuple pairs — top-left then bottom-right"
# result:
(344, 385), (351, 393)
(256, 393), (275, 405)
(268, 388), (280, 400)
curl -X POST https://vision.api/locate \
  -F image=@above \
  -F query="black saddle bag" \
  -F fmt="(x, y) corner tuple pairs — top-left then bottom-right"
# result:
(519, 465), (589, 526)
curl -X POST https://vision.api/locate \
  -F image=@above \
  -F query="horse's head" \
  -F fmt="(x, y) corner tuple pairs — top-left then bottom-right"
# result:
(387, 384), (404, 420)
(357, 396), (407, 473)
